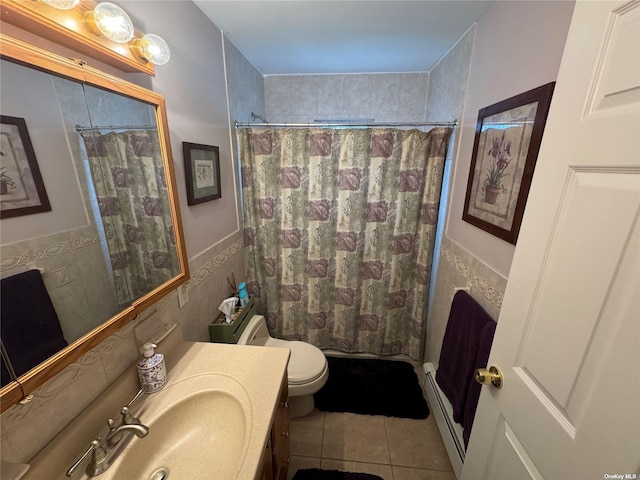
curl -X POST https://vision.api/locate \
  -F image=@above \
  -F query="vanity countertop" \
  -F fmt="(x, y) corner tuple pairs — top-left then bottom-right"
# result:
(22, 338), (290, 480)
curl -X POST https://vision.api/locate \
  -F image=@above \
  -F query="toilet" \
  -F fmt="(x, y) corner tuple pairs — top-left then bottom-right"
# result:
(237, 315), (328, 418)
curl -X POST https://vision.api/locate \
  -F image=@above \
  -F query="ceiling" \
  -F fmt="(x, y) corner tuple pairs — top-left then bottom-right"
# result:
(193, 1), (494, 75)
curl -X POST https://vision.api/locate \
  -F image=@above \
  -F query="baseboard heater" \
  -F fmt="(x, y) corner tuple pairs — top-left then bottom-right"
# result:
(423, 362), (465, 478)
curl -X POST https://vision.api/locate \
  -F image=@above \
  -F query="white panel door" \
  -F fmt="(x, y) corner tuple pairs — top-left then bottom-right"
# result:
(462, 1), (640, 479)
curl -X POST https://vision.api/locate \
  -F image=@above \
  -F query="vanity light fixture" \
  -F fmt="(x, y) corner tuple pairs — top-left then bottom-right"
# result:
(133, 33), (171, 66)
(42, 0), (79, 10)
(3, 0), (170, 73)
(86, 2), (134, 44)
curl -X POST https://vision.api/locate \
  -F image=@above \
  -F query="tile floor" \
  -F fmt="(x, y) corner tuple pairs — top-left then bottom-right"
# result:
(286, 362), (456, 480)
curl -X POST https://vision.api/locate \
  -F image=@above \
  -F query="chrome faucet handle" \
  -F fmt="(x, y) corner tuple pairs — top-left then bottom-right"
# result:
(107, 418), (117, 432)
(120, 388), (144, 425)
(106, 418), (122, 446)
(65, 438), (106, 477)
(120, 406), (140, 425)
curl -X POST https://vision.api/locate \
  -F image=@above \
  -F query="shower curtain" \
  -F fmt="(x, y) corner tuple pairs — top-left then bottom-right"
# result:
(82, 130), (179, 306)
(239, 127), (451, 359)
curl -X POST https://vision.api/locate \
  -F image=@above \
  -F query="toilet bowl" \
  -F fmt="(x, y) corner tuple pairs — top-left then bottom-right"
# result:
(237, 315), (328, 418)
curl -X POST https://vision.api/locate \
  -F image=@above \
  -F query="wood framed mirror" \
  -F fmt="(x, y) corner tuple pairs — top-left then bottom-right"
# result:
(0, 33), (189, 412)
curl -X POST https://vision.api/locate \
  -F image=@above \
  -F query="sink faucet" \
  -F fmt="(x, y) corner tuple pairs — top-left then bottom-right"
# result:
(66, 390), (149, 477)
(106, 422), (149, 447)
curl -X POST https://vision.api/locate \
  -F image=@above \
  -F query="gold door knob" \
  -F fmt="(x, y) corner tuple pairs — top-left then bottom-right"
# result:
(474, 366), (503, 389)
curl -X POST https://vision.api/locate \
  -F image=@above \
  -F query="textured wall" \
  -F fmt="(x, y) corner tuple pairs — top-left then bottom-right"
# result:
(446, 0), (575, 278)
(265, 73), (429, 124)
(225, 36), (265, 125)
(122, 0), (240, 261)
(425, 27), (475, 125)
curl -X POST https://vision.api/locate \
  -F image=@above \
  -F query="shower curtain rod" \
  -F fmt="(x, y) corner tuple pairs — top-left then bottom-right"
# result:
(75, 123), (157, 133)
(234, 120), (457, 129)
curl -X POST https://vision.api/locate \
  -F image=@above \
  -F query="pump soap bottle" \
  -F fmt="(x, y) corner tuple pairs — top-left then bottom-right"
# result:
(137, 342), (167, 393)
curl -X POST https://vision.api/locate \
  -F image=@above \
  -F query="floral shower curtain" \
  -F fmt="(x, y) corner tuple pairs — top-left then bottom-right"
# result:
(239, 127), (451, 359)
(82, 130), (179, 307)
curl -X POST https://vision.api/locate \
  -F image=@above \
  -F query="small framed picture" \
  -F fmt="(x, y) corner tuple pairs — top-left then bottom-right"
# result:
(462, 83), (555, 244)
(182, 142), (221, 205)
(1, 115), (51, 219)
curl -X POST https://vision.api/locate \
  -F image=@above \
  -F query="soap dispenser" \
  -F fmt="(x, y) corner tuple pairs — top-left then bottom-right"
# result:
(137, 342), (167, 393)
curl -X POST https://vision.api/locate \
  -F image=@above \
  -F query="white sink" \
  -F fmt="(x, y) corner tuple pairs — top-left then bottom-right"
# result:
(23, 341), (289, 480)
(106, 373), (252, 480)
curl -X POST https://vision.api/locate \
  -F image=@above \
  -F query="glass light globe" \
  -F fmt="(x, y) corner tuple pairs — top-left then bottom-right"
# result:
(90, 2), (134, 44)
(42, 0), (79, 10)
(137, 34), (171, 66)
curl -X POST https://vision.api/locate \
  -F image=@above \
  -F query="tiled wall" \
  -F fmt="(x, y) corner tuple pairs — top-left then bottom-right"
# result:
(425, 237), (507, 365)
(264, 72), (429, 123)
(0, 227), (119, 345)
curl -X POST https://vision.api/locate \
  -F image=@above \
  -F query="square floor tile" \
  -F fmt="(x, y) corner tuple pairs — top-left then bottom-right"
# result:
(290, 409), (325, 457)
(392, 466), (457, 480)
(322, 412), (390, 464)
(385, 416), (453, 471)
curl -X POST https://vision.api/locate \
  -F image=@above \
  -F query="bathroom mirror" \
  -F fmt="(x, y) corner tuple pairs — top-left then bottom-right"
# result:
(0, 34), (189, 411)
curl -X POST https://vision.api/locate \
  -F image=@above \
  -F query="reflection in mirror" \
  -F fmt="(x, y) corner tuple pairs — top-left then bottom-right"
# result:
(1, 59), (112, 387)
(1, 268), (68, 383)
(0, 37), (187, 399)
(71, 84), (180, 307)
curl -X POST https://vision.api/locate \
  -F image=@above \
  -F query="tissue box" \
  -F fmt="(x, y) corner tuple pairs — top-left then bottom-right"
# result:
(208, 296), (256, 343)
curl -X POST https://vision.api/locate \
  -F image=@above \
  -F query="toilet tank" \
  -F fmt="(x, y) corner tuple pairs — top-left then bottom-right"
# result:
(237, 315), (271, 346)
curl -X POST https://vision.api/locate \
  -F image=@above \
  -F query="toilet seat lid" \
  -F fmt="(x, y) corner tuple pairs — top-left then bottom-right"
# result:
(268, 339), (327, 385)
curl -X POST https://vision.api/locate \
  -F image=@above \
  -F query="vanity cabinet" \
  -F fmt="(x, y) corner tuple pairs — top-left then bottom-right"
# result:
(261, 370), (290, 480)
(273, 375), (290, 480)
(260, 440), (274, 480)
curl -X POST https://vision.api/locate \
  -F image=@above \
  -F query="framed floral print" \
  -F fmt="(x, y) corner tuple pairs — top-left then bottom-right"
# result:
(0, 115), (51, 219)
(182, 142), (221, 205)
(462, 82), (555, 244)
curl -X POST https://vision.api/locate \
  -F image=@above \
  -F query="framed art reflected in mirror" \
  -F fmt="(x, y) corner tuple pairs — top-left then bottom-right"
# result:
(462, 82), (555, 245)
(0, 115), (51, 219)
(183, 142), (221, 205)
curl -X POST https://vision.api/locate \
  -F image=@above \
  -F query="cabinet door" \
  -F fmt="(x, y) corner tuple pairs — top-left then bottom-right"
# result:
(272, 372), (290, 480)
(261, 438), (274, 480)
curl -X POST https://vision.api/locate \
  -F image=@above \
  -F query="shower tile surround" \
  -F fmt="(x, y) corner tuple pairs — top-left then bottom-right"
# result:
(265, 72), (430, 124)
(225, 36), (265, 125)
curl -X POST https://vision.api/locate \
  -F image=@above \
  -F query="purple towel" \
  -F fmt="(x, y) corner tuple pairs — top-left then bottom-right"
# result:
(1, 269), (67, 380)
(436, 290), (495, 427)
(462, 320), (496, 447)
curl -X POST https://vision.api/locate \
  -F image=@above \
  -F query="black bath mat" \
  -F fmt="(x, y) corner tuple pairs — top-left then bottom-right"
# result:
(314, 356), (429, 419)
(292, 468), (384, 480)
